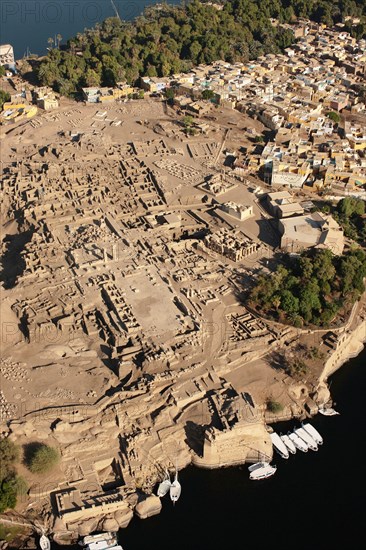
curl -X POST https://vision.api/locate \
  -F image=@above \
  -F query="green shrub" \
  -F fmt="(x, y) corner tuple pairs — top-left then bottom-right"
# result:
(27, 444), (60, 474)
(0, 480), (17, 513)
(0, 439), (20, 481)
(11, 476), (28, 496)
(266, 399), (283, 413)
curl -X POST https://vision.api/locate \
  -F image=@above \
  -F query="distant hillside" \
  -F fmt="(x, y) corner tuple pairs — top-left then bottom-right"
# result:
(36, 0), (366, 96)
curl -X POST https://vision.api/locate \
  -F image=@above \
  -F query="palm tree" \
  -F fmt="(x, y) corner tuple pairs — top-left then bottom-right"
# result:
(56, 34), (62, 49)
(47, 37), (54, 50)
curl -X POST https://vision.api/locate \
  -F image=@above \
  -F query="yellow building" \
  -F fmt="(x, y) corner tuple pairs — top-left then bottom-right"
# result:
(1, 103), (37, 122)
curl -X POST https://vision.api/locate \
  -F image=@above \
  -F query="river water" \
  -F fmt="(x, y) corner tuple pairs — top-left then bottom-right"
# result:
(0, 0), (181, 59)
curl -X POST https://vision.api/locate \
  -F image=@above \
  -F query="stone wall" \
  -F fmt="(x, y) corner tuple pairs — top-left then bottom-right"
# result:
(319, 318), (366, 383)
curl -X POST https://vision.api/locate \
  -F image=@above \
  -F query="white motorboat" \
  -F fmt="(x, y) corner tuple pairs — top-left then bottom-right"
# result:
(157, 470), (171, 497)
(294, 426), (318, 451)
(39, 535), (51, 550)
(288, 431), (308, 452)
(301, 422), (323, 445)
(280, 433), (296, 454)
(248, 461), (264, 472)
(249, 462), (277, 480)
(87, 540), (118, 550)
(319, 406), (340, 416)
(270, 431), (289, 459)
(169, 468), (181, 504)
(79, 531), (118, 550)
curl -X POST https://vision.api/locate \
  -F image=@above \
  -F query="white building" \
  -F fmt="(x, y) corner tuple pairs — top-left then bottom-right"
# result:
(279, 213), (344, 255)
(220, 202), (253, 221)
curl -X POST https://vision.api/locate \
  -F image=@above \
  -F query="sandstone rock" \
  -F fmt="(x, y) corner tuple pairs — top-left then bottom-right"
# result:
(102, 517), (119, 532)
(313, 383), (331, 405)
(53, 432), (82, 444)
(78, 523), (91, 537)
(52, 516), (67, 532)
(125, 493), (139, 507)
(36, 428), (52, 439)
(78, 518), (99, 536)
(114, 507), (133, 528)
(10, 421), (36, 438)
(53, 421), (72, 433)
(288, 383), (308, 400)
(134, 495), (162, 519)
(89, 425), (103, 436)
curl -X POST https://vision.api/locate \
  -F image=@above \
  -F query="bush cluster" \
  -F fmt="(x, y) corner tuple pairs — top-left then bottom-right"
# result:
(250, 247), (366, 327)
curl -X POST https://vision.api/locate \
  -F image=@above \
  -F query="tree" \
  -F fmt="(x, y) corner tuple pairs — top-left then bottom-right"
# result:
(326, 111), (341, 124)
(202, 89), (214, 100)
(189, 41), (202, 63)
(337, 197), (365, 218)
(320, 302), (339, 325)
(10, 476), (28, 497)
(0, 438), (22, 513)
(0, 439), (19, 481)
(339, 254), (362, 294)
(275, 27), (295, 49)
(146, 65), (157, 77)
(27, 444), (60, 474)
(165, 87), (176, 104)
(0, 66), (5, 77)
(283, 5), (295, 22)
(299, 279), (321, 322)
(0, 89), (11, 110)
(0, 480), (17, 513)
(312, 249), (336, 283)
(84, 69), (101, 88)
(280, 290), (299, 315)
(298, 256), (313, 280)
(183, 114), (194, 129)
(56, 34), (62, 49)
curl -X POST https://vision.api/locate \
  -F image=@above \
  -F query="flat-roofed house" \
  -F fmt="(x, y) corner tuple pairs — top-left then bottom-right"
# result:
(279, 213), (344, 255)
(264, 191), (305, 218)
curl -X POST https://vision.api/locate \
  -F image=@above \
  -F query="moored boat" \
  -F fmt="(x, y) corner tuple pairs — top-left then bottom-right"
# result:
(169, 468), (181, 504)
(157, 469), (171, 497)
(39, 535), (51, 550)
(288, 431), (308, 452)
(301, 422), (323, 445)
(280, 433), (296, 454)
(86, 541), (119, 550)
(319, 406), (340, 416)
(294, 426), (318, 451)
(79, 531), (118, 550)
(249, 462), (277, 480)
(270, 431), (289, 459)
